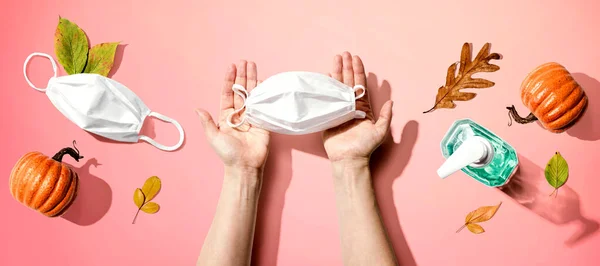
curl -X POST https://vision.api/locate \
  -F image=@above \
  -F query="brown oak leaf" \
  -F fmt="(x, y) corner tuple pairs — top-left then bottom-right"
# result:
(424, 43), (501, 113)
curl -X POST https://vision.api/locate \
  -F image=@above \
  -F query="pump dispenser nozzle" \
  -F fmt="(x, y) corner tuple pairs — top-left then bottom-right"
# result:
(437, 136), (493, 179)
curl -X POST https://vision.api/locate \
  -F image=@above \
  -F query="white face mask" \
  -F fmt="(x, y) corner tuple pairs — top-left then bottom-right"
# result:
(23, 53), (184, 151)
(227, 71), (366, 135)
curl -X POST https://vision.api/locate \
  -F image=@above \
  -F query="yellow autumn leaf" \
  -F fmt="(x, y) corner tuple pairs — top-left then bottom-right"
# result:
(458, 202), (502, 234)
(141, 202), (160, 214)
(466, 223), (485, 234)
(464, 202), (502, 223)
(133, 188), (145, 208)
(142, 176), (161, 203)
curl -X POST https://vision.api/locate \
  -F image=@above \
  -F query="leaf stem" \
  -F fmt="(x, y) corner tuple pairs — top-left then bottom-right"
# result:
(456, 224), (467, 233)
(132, 207), (141, 224)
(550, 189), (558, 198)
(423, 106), (436, 114)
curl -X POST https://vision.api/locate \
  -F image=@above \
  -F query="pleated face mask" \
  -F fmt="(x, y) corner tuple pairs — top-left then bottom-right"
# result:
(23, 52), (185, 151)
(227, 71), (366, 135)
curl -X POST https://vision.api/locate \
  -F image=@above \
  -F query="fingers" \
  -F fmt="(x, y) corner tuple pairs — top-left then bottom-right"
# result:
(330, 54), (343, 82)
(220, 64), (236, 111)
(246, 61), (258, 91)
(375, 100), (394, 140)
(352, 55), (367, 90)
(342, 52), (354, 87)
(234, 60), (248, 110)
(196, 109), (219, 140)
(352, 55), (374, 120)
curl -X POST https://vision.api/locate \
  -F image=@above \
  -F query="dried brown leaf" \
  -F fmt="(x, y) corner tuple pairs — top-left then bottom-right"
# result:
(424, 43), (501, 113)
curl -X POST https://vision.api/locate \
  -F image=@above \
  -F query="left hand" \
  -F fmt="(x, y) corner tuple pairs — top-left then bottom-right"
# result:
(323, 52), (393, 163)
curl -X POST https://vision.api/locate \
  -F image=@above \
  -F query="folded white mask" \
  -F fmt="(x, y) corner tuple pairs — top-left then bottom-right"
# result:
(227, 71), (366, 135)
(23, 52), (184, 151)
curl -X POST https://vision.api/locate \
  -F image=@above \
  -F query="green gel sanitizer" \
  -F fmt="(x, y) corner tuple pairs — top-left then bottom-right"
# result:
(437, 118), (519, 187)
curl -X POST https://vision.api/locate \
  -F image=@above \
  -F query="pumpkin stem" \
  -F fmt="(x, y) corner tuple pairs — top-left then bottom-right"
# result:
(507, 105), (538, 126)
(52, 140), (84, 163)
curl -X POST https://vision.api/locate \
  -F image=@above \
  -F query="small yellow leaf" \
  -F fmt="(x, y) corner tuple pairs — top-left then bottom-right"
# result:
(466, 223), (485, 234)
(465, 202), (502, 223)
(133, 188), (145, 208)
(142, 176), (161, 203)
(141, 202), (160, 214)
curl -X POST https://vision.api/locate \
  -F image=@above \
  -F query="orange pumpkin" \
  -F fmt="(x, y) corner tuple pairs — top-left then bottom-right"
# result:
(9, 141), (83, 217)
(507, 62), (588, 133)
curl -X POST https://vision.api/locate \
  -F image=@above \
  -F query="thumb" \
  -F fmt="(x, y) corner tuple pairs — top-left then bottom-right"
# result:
(195, 109), (218, 140)
(374, 100), (393, 140)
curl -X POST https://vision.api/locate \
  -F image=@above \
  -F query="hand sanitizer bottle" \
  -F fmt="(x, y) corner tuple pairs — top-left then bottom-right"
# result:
(437, 118), (518, 187)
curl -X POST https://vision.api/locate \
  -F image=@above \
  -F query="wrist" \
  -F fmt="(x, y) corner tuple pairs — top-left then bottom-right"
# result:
(223, 165), (263, 190)
(331, 158), (374, 206)
(332, 158), (371, 183)
(332, 158), (370, 173)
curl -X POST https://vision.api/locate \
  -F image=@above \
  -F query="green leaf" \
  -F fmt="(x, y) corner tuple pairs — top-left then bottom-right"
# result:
(545, 152), (569, 191)
(141, 176), (161, 203)
(141, 202), (160, 214)
(84, 42), (120, 76)
(54, 17), (89, 74)
(133, 188), (145, 208)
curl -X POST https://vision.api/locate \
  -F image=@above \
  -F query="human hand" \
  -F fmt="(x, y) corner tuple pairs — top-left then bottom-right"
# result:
(323, 52), (393, 163)
(196, 61), (270, 171)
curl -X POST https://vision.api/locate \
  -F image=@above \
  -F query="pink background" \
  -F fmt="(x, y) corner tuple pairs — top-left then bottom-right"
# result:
(1, 0), (600, 265)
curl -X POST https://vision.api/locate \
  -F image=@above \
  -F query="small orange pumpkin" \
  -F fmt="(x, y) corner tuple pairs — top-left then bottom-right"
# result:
(9, 141), (83, 217)
(507, 62), (588, 133)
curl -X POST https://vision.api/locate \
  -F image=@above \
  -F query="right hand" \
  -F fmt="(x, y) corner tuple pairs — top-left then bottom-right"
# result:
(196, 61), (270, 170)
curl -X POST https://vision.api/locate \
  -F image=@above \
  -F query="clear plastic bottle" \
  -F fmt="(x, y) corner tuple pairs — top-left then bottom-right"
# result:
(437, 118), (519, 187)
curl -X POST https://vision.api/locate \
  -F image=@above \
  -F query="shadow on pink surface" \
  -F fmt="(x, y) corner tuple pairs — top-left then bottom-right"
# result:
(62, 158), (112, 226)
(108, 44), (127, 78)
(567, 73), (600, 141)
(372, 120), (418, 266)
(252, 74), (418, 265)
(500, 155), (599, 246)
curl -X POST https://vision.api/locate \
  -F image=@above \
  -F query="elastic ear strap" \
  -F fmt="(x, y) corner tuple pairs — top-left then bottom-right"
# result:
(226, 84), (248, 128)
(139, 112), (185, 151)
(23, 52), (58, 92)
(354, 85), (366, 99)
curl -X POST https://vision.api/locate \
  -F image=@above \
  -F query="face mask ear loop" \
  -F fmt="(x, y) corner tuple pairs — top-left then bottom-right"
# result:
(353, 85), (367, 119)
(23, 52), (58, 92)
(139, 112), (185, 151)
(226, 84), (249, 128)
(354, 85), (366, 100)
